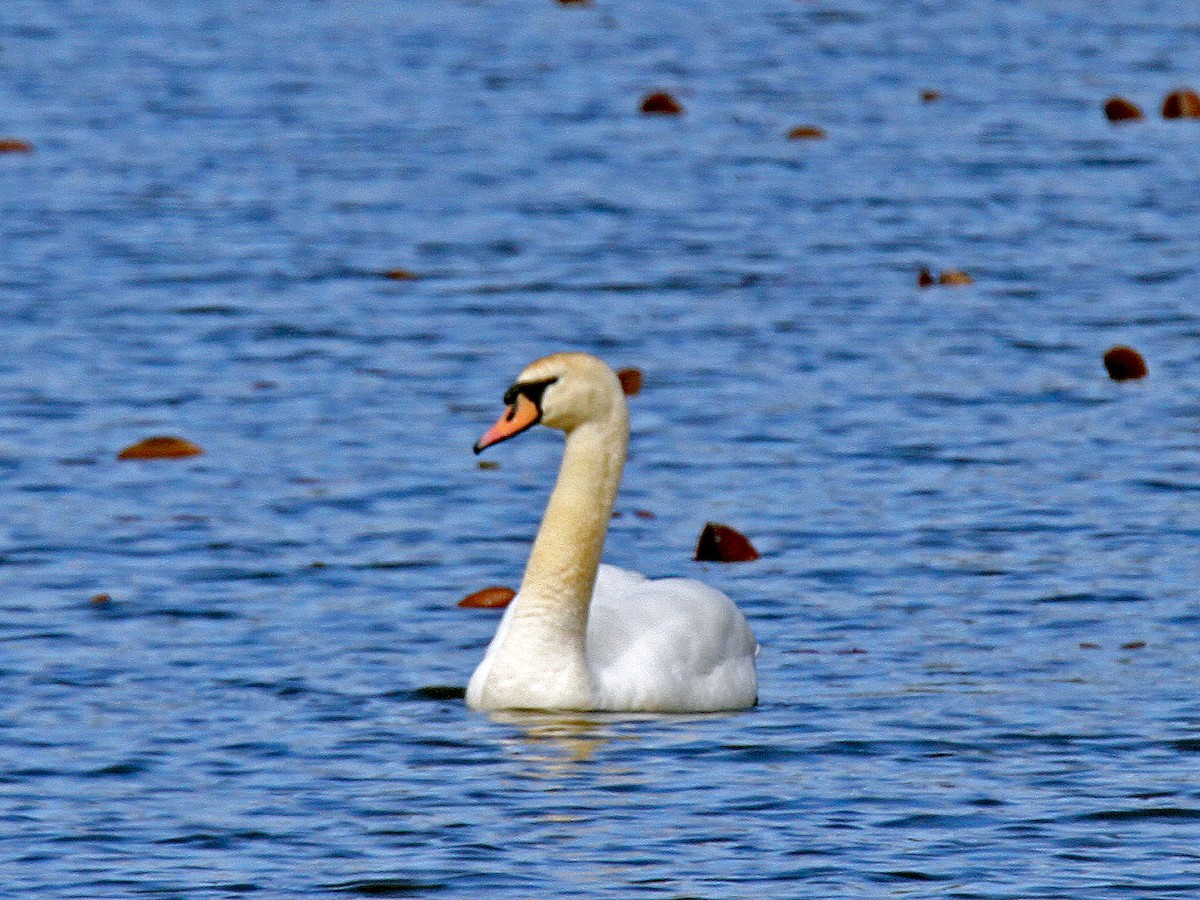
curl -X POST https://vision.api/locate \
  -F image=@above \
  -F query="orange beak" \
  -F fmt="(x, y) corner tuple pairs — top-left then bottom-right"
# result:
(474, 393), (541, 454)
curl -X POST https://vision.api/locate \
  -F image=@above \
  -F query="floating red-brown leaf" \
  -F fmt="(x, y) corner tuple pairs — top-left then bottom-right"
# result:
(938, 269), (974, 286)
(117, 436), (204, 460)
(617, 367), (643, 396)
(918, 267), (935, 288)
(694, 522), (760, 563)
(640, 91), (683, 115)
(1121, 640), (1146, 650)
(0, 138), (34, 153)
(920, 90), (941, 103)
(556, 0), (591, 5)
(383, 268), (419, 280)
(787, 125), (826, 140)
(634, 509), (656, 520)
(458, 586), (516, 608)
(1079, 642), (1101, 649)
(90, 593), (112, 606)
(1162, 88), (1200, 119)
(1103, 345), (1148, 381)
(1104, 96), (1144, 122)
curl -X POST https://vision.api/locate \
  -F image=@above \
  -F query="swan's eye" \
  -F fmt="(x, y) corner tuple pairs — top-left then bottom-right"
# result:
(503, 377), (558, 410)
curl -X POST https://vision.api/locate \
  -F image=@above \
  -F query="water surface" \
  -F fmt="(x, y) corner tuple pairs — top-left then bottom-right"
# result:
(2, 1), (1199, 896)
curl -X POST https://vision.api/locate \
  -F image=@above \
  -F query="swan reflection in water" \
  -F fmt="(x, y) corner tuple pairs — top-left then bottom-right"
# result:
(488, 712), (615, 780)
(484, 709), (748, 786)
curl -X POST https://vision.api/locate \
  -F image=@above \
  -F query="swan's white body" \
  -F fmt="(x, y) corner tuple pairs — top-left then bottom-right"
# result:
(466, 353), (758, 713)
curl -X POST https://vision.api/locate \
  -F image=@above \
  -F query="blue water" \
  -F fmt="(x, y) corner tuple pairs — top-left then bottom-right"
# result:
(2, 0), (1200, 896)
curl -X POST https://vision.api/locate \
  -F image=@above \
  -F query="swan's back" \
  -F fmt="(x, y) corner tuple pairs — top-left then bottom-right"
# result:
(586, 564), (758, 712)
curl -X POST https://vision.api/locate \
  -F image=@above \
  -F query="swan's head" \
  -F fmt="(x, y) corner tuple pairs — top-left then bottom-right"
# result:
(474, 352), (625, 453)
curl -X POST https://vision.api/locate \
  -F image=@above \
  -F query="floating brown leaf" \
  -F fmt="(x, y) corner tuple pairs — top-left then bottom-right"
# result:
(383, 268), (419, 280)
(117, 436), (204, 460)
(920, 90), (941, 103)
(787, 125), (826, 140)
(0, 138), (34, 153)
(458, 586), (516, 608)
(1104, 96), (1144, 122)
(1162, 88), (1200, 119)
(938, 269), (974, 286)
(90, 593), (112, 606)
(695, 522), (760, 563)
(1103, 346), (1148, 381)
(617, 367), (643, 396)
(640, 91), (683, 115)
(918, 267), (935, 288)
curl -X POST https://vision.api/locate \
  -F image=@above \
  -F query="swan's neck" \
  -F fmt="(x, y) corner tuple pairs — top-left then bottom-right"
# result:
(473, 408), (627, 710)
(517, 415), (627, 619)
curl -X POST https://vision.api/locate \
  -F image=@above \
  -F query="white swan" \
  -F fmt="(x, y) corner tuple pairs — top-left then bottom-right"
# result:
(466, 352), (758, 713)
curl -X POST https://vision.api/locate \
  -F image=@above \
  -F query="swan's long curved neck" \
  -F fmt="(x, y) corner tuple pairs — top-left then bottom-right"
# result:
(511, 411), (628, 648)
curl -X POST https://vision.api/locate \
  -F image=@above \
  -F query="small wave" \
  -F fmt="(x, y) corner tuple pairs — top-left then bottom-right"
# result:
(880, 869), (954, 882)
(407, 685), (467, 702)
(325, 879), (447, 896)
(1078, 807), (1200, 822)
(1033, 592), (1147, 604)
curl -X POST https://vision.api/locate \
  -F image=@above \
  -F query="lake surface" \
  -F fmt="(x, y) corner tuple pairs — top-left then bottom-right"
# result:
(2, 1), (1199, 896)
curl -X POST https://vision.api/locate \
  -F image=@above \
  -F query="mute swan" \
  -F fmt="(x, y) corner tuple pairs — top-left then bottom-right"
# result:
(467, 352), (758, 713)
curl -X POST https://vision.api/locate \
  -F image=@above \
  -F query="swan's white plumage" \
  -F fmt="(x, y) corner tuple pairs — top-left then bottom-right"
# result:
(585, 565), (758, 711)
(466, 352), (758, 713)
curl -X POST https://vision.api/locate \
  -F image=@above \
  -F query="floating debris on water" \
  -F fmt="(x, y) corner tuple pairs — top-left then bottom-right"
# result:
(938, 269), (974, 286)
(1104, 96), (1144, 122)
(459, 586), (516, 608)
(787, 125), (826, 140)
(0, 138), (34, 153)
(640, 91), (683, 115)
(695, 522), (760, 562)
(919, 267), (973, 287)
(117, 436), (204, 460)
(1103, 345), (1148, 381)
(1162, 88), (1200, 119)
(617, 367), (643, 396)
